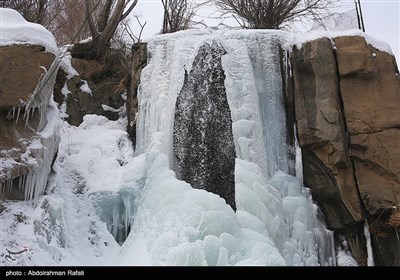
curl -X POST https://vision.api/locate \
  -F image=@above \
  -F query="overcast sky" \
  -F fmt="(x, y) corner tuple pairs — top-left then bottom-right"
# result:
(129, 0), (400, 63)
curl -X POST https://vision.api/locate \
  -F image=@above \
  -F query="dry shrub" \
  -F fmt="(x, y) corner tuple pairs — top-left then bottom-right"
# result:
(387, 209), (400, 228)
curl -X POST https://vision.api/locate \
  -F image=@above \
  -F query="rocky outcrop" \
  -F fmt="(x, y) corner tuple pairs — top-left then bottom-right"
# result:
(173, 42), (236, 211)
(53, 52), (125, 127)
(0, 44), (59, 203)
(126, 43), (147, 144)
(0, 45), (55, 109)
(292, 35), (400, 266)
(333, 36), (400, 216)
(292, 38), (365, 229)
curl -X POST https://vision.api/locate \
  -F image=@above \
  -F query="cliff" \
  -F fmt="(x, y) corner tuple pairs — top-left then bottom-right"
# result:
(292, 35), (400, 266)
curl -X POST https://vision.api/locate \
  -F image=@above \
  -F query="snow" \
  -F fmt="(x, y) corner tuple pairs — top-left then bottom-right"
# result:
(336, 238), (358, 266)
(293, 29), (393, 55)
(79, 81), (92, 95)
(59, 48), (79, 79)
(337, 250), (358, 266)
(0, 8), (57, 54)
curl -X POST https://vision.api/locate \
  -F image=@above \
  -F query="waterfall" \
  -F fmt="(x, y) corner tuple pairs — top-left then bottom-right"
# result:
(130, 29), (335, 266)
(0, 28), (337, 266)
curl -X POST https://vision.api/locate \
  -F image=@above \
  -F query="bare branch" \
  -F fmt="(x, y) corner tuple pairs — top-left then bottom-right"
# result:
(121, 0), (138, 21)
(161, 0), (197, 34)
(213, 0), (336, 29)
(85, 0), (100, 37)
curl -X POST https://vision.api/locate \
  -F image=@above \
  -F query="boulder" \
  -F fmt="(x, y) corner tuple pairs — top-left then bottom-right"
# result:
(0, 44), (59, 203)
(0, 45), (55, 110)
(173, 42), (236, 211)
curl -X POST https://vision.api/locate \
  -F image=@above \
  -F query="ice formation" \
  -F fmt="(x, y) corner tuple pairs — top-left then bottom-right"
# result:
(0, 56), (60, 206)
(130, 29), (335, 266)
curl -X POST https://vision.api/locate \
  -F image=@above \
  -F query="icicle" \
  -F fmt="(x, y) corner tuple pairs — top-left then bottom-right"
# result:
(6, 106), (15, 120)
(24, 106), (31, 127)
(16, 106), (21, 124)
(364, 220), (375, 266)
(294, 125), (303, 184)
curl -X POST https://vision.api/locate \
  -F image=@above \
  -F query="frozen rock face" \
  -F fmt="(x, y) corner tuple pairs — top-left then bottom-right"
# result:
(173, 42), (236, 210)
(0, 43), (60, 204)
(292, 35), (400, 266)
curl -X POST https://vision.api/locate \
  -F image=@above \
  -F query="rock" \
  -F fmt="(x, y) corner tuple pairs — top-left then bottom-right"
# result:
(368, 214), (400, 266)
(0, 202), (5, 214)
(292, 37), (365, 229)
(334, 36), (400, 215)
(293, 35), (400, 266)
(351, 129), (400, 215)
(126, 43), (147, 144)
(53, 57), (125, 126)
(0, 44), (59, 203)
(173, 42), (236, 211)
(334, 37), (400, 266)
(334, 36), (400, 135)
(0, 44), (55, 110)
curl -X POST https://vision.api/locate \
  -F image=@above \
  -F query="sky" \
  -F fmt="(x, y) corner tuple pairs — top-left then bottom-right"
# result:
(129, 0), (400, 63)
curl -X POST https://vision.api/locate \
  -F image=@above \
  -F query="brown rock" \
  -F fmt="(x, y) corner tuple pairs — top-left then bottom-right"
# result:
(352, 129), (400, 215)
(0, 44), (55, 110)
(0, 44), (59, 202)
(294, 35), (400, 266)
(334, 36), (400, 135)
(334, 36), (400, 215)
(292, 37), (364, 229)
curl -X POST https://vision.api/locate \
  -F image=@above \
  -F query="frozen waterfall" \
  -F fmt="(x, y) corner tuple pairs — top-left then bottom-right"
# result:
(130, 29), (335, 266)
(0, 29), (336, 266)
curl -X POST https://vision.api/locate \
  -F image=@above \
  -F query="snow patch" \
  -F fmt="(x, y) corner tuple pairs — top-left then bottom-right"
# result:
(80, 81), (92, 95)
(0, 8), (57, 54)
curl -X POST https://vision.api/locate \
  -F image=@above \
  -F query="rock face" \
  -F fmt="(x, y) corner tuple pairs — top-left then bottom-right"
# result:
(292, 38), (365, 229)
(126, 43), (147, 144)
(292, 35), (400, 266)
(0, 44), (59, 203)
(0, 45), (55, 109)
(53, 52), (125, 127)
(173, 42), (236, 211)
(333, 36), (400, 215)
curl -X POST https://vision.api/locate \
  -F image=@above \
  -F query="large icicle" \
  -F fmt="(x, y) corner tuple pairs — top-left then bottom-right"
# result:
(364, 220), (375, 266)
